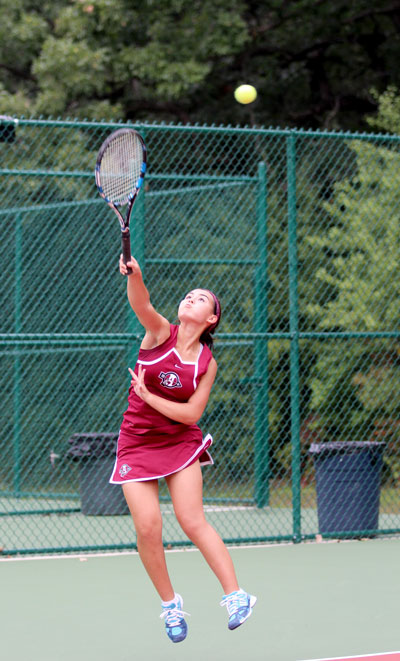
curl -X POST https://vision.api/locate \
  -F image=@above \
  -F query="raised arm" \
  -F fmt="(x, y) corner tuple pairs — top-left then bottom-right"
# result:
(120, 255), (170, 347)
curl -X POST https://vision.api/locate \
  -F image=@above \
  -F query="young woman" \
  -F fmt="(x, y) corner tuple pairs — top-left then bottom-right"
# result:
(110, 254), (256, 643)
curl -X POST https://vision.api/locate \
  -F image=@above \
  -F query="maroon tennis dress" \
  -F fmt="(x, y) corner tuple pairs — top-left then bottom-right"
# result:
(109, 324), (214, 483)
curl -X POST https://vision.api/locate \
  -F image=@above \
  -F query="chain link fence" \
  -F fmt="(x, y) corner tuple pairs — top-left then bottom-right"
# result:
(0, 117), (399, 555)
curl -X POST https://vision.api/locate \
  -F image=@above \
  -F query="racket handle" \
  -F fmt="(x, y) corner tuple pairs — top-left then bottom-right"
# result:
(121, 230), (132, 275)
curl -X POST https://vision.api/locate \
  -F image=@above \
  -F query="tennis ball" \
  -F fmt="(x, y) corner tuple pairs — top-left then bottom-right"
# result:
(234, 84), (257, 105)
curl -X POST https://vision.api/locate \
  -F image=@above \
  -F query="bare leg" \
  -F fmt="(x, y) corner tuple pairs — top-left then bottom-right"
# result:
(123, 480), (175, 601)
(166, 461), (239, 595)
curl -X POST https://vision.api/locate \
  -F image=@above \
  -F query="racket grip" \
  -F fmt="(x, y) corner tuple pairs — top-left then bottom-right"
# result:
(121, 230), (132, 275)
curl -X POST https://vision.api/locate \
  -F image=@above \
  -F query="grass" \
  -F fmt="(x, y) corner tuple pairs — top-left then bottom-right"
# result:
(200, 479), (400, 515)
(2, 478), (399, 514)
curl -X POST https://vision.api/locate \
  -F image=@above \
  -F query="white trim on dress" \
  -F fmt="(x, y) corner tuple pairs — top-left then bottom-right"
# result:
(137, 347), (175, 366)
(138, 345), (204, 390)
(137, 345), (204, 367)
(109, 434), (214, 484)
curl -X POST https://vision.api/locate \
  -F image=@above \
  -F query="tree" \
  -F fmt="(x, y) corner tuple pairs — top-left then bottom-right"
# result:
(303, 90), (400, 480)
(2, 0), (400, 129)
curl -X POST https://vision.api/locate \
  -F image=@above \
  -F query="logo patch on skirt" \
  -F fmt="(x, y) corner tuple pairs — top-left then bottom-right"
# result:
(119, 463), (132, 477)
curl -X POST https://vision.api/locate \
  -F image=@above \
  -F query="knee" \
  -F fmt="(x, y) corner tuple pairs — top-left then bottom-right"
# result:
(134, 514), (162, 544)
(176, 512), (207, 540)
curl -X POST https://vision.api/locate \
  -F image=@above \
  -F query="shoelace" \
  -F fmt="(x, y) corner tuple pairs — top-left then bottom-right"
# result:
(160, 606), (190, 626)
(220, 590), (248, 616)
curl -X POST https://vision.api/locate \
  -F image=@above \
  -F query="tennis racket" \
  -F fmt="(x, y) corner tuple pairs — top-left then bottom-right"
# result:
(95, 128), (147, 274)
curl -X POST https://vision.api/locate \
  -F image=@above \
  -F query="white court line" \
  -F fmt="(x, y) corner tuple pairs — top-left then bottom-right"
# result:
(0, 540), (296, 562)
(162, 504), (257, 513)
(297, 652), (400, 661)
(0, 535), (384, 563)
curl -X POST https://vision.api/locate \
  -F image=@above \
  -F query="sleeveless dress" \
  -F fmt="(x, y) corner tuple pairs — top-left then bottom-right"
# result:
(109, 324), (214, 483)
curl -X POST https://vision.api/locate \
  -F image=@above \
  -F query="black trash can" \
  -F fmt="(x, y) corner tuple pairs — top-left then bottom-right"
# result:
(67, 433), (129, 516)
(309, 441), (385, 535)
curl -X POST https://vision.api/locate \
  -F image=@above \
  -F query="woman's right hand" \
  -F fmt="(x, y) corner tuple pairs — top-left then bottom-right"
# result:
(128, 365), (150, 402)
(119, 254), (141, 277)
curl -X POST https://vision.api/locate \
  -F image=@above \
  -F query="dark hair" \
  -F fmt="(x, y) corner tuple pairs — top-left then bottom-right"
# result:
(200, 290), (222, 351)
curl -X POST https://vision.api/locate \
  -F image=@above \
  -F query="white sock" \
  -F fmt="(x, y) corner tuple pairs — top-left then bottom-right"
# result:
(162, 594), (177, 607)
(225, 588), (244, 596)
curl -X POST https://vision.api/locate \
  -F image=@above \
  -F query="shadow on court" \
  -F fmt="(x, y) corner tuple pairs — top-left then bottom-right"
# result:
(1, 539), (399, 661)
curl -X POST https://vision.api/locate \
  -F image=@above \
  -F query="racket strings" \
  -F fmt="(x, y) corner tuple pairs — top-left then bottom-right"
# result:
(99, 133), (144, 205)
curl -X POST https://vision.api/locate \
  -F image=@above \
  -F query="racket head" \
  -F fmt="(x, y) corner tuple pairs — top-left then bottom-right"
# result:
(95, 128), (147, 207)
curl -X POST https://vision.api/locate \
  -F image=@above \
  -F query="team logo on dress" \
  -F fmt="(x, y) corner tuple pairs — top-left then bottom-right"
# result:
(159, 371), (182, 388)
(119, 464), (132, 477)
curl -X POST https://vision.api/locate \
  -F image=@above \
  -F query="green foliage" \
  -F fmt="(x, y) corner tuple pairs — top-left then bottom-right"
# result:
(307, 140), (400, 332)
(367, 86), (400, 135)
(33, 37), (109, 115)
(303, 90), (400, 480)
(1, 1), (400, 128)
(0, 0), (248, 120)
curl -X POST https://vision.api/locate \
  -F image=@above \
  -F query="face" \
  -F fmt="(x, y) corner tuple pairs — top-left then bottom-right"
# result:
(178, 289), (218, 327)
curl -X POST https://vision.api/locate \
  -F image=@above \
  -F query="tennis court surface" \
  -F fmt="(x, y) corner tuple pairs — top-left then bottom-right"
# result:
(1, 538), (399, 661)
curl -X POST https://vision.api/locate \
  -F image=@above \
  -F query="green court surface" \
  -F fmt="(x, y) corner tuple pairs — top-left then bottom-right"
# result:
(1, 539), (399, 661)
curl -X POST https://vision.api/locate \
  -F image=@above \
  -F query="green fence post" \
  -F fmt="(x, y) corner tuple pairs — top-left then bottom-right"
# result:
(13, 213), (22, 496)
(254, 162), (269, 507)
(287, 134), (302, 542)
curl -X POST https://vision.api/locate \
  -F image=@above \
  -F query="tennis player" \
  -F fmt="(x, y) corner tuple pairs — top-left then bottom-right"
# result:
(110, 254), (256, 643)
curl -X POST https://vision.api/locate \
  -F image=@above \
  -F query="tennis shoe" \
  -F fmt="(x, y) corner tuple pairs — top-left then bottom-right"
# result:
(160, 593), (189, 643)
(220, 589), (257, 630)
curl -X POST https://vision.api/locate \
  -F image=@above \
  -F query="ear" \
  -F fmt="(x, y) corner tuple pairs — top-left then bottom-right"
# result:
(207, 314), (218, 326)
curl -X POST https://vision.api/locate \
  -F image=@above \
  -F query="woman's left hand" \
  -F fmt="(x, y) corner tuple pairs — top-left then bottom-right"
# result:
(128, 364), (149, 402)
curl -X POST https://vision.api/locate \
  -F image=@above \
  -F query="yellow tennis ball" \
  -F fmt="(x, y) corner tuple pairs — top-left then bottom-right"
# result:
(234, 84), (257, 104)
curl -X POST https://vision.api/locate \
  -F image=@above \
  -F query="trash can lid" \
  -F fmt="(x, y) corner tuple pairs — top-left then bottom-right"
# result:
(309, 441), (385, 455)
(67, 432), (119, 460)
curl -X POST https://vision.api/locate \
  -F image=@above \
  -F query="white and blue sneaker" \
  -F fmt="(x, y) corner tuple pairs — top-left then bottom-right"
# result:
(160, 593), (189, 643)
(220, 589), (257, 630)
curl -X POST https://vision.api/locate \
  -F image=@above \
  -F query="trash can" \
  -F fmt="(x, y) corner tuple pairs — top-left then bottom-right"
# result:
(67, 433), (129, 516)
(309, 441), (385, 535)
